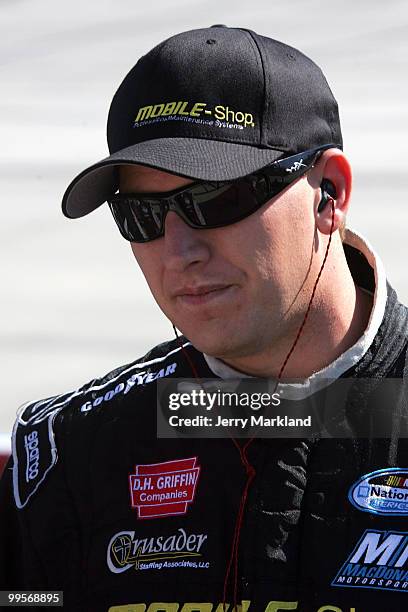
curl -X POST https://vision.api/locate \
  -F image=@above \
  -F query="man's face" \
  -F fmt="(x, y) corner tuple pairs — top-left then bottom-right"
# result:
(121, 164), (320, 361)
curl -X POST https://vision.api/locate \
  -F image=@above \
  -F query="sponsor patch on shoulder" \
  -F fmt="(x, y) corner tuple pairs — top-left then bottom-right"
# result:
(12, 392), (75, 508)
(349, 468), (408, 516)
(129, 457), (201, 519)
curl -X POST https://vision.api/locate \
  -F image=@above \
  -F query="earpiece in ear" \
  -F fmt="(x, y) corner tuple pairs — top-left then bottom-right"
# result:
(318, 179), (337, 212)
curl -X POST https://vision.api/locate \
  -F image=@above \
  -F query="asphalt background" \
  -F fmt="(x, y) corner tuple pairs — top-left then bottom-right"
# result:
(1, 1), (408, 442)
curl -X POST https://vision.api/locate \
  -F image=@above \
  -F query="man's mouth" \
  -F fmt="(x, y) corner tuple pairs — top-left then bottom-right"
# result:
(175, 284), (236, 306)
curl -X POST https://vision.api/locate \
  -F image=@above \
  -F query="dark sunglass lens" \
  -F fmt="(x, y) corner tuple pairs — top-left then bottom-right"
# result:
(173, 184), (238, 225)
(109, 200), (164, 242)
(179, 182), (262, 227)
(251, 173), (291, 201)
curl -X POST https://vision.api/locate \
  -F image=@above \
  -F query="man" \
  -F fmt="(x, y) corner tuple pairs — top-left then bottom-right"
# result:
(1, 25), (408, 612)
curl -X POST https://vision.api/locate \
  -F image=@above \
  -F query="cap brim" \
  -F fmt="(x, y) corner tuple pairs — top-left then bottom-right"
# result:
(61, 138), (286, 219)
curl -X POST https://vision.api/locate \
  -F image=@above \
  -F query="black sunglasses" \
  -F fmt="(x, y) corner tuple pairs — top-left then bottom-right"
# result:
(108, 144), (336, 243)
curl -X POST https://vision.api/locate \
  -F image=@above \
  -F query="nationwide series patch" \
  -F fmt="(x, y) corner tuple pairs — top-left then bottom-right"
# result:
(349, 468), (408, 516)
(332, 529), (408, 592)
(129, 457), (201, 519)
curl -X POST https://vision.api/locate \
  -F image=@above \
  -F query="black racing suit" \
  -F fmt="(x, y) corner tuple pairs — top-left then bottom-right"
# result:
(1, 251), (408, 611)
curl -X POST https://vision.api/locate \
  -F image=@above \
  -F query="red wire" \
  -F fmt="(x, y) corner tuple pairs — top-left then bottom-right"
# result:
(222, 438), (255, 609)
(277, 200), (335, 381)
(173, 200), (335, 610)
(173, 325), (201, 380)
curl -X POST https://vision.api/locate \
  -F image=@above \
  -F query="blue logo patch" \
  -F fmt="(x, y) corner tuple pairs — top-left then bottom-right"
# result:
(332, 530), (408, 593)
(349, 468), (408, 516)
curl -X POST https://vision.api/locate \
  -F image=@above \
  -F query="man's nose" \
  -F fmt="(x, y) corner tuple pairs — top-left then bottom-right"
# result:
(163, 211), (211, 271)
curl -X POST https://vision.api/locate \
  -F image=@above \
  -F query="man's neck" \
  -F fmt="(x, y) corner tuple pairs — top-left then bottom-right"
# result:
(216, 246), (374, 379)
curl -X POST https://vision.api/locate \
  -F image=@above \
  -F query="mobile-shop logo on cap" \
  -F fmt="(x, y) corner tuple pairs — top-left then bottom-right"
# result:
(133, 100), (255, 130)
(349, 468), (408, 516)
(129, 457), (201, 519)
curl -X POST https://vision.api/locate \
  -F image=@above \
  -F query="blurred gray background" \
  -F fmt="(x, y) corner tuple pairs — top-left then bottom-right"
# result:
(1, 1), (407, 442)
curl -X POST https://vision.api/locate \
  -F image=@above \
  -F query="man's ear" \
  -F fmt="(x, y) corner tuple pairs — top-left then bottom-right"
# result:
(314, 150), (352, 236)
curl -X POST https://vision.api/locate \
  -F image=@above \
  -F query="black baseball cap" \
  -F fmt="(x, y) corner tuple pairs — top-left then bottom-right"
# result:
(62, 25), (342, 219)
